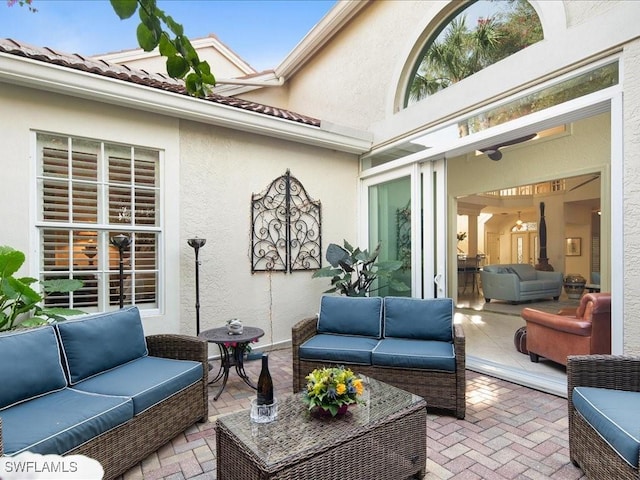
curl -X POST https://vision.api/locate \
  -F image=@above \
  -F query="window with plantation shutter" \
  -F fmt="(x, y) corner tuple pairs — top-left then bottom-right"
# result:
(36, 133), (161, 311)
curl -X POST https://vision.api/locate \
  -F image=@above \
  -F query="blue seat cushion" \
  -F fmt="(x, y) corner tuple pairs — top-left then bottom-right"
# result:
(0, 326), (67, 409)
(298, 334), (378, 365)
(57, 306), (148, 384)
(573, 387), (640, 468)
(372, 338), (456, 371)
(383, 297), (454, 342)
(1, 388), (133, 456)
(71, 356), (203, 415)
(317, 295), (383, 338)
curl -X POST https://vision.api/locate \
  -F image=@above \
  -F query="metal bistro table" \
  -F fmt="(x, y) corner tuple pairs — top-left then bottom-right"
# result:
(198, 326), (264, 401)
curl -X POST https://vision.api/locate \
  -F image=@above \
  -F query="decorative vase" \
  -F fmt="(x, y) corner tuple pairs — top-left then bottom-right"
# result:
(312, 404), (351, 418)
(564, 274), (586, 299)
(226, 318), (243, 335)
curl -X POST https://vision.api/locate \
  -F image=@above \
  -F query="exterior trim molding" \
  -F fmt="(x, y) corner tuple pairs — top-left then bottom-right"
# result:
(0, 52), (372, 154)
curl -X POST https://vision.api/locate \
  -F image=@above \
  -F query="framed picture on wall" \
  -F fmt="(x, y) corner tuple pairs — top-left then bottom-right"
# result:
(565, 237), (581, 256)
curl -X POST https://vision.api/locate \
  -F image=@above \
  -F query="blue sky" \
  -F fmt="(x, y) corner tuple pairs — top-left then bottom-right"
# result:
(1, 0), (336, 71)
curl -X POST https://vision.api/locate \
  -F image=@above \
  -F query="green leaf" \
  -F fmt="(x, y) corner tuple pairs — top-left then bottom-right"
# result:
(388, 279), (412, 291)
(326, 243), (349, 268)
(158, 35), (178, 57)
(41, 278), (83, 293)
(39, 308), (85, 322)
(164, 15), (184, 36)
(3, 276), (42, 303)
(137, 23), (159, 51)
(185, 73), (203, 97)
(0, 246), (25, 278)
(110, 0), (138, 19)
(166, 55), (189, 79)
(17, 317), (48, 328)
(179, 36), (199, 64)
(312, 267), (343, 278)
(197, 61), (216, 85)
(375, 260), (404, 272)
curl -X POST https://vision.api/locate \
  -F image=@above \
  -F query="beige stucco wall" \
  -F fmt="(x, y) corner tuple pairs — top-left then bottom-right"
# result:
(622, 38), (640, 354)
(245, 0), (439, 130)
(0, 81), (359, 343)
(179, 121), (358, 348)
(0, 83), (182, 335)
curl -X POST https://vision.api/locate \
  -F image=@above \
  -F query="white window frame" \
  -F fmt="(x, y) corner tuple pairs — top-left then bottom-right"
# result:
(31, 131), (163, 313)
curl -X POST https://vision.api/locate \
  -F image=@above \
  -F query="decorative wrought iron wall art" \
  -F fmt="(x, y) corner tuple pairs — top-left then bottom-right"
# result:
(251, 170), (322, 273)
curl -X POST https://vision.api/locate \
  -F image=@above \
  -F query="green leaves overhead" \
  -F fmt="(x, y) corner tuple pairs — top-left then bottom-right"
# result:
(109, 0), (216, 97)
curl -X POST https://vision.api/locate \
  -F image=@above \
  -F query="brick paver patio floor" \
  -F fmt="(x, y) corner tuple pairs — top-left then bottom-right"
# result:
(120, 347), (586, 480)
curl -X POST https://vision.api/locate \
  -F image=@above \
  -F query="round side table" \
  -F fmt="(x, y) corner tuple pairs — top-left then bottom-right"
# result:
(198, 326), (264, 401)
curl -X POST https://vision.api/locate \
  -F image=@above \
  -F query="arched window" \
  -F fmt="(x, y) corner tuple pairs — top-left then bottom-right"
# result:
(405, 0), (543, 107)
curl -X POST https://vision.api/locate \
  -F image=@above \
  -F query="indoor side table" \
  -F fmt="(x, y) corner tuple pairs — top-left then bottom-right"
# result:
(198, 326), (264, 401)
(215, 376), (427, 479)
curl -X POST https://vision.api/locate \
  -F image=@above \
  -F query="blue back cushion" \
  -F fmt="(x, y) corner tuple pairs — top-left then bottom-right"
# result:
(317, 295), (383, 338)
(384, 297), (453, 342)
(0, 326), (67, 409)
(57, 306), (148, 384)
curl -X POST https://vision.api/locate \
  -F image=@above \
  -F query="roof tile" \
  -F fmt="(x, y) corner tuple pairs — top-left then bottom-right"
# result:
(0, 38), (320, 127)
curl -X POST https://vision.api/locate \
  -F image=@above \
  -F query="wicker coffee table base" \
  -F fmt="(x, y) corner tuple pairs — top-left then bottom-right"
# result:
(217, 407), (426, 480)
(216, 378), (427, 480)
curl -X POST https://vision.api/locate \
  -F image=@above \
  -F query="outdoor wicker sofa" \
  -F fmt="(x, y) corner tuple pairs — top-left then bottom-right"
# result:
(567, 355), (640, 479)
(292, 295), (466, 418)
(0, 306), (208, 480)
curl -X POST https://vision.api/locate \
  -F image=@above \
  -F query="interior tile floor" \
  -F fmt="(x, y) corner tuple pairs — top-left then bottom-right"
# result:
(455, 289), (572, 397)
(120, 342), (586, 479)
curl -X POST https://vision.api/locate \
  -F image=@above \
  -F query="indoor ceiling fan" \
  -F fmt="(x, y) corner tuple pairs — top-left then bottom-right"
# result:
(479, 133), (537, 161)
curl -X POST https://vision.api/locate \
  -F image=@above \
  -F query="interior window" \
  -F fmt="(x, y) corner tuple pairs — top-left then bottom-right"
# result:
(406, 0), (543, 106)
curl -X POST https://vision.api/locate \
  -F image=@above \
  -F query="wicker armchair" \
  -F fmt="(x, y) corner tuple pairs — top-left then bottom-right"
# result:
(567, 355), (640, 479)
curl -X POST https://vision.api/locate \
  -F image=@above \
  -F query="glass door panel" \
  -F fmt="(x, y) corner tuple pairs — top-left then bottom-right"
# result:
(368, 176), (412, 297)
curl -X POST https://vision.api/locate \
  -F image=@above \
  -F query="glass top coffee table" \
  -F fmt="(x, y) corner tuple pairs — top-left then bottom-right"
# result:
(215, 376), (427, 480)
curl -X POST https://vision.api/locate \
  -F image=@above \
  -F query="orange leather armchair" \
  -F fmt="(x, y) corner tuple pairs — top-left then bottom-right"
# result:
(521, 293), (611, 366)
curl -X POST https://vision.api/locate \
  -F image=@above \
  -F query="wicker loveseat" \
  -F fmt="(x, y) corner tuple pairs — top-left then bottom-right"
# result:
(0, 306), (208, 480)
(567, 355), (640, 479)
(292, 295), (465, 418)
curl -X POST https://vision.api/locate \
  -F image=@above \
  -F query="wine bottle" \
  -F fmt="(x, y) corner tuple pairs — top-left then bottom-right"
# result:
(257, 353), (274, 405)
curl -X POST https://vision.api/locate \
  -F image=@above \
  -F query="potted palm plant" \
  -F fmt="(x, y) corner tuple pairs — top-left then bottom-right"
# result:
(312, 240), (409, 296)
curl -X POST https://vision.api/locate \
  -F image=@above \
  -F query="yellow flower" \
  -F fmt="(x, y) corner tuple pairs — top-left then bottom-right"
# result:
(336, 383), (346, 395)
(353, 378), (364, 395)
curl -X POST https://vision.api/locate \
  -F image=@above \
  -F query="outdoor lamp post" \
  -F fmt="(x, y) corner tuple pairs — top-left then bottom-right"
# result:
(188, 237), (206, 335)
(110, 234), (132, 309)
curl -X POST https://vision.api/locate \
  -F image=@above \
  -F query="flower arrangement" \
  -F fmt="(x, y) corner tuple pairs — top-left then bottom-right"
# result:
(302, 366), (365, 417)
(224, 338), (258, 358)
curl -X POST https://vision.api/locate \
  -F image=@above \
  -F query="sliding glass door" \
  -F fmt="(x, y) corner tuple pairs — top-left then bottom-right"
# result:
(367, 175), (412, 297)
(361, 159), (446, 299)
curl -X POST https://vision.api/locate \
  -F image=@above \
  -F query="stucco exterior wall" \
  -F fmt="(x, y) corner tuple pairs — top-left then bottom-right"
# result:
(0, 83), (182, 335)
(179, 120), (358, 347)
(279, 0), (438, 131)
(623, 38), (640, 354)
